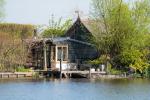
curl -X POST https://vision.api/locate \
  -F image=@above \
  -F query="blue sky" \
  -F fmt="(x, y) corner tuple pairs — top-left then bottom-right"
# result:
(4, 0), (91, 25)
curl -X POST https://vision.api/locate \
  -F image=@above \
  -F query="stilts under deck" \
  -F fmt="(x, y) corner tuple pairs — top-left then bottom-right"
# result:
(35, 70), (106, 78)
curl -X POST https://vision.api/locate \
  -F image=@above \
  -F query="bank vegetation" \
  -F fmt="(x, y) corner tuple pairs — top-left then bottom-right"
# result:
(90, 0), (150, 78)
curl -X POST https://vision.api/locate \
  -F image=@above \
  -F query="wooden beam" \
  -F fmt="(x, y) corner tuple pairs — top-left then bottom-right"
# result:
(43, 39), (47, 71)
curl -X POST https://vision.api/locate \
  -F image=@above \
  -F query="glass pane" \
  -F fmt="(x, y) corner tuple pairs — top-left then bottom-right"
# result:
(51, 46), (55, 61)
(63, 47), (67, 61)
(57, 47), (62, 61)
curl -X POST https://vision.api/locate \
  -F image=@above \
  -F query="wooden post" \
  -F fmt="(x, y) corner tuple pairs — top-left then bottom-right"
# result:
(124, 72), (127, 77)
(69, 73), (72, 78)
(8, 74), (10, 78)
(59, 49), (63, 79)
(0, 74), (3, 78)
(60, 58), (62, 79)
(16, 74), (19, 78)
(106, 60), (108, 74)
(89, 67), (91, 79)
(51, 72), (54, 78)
(43, 39), (47, 71)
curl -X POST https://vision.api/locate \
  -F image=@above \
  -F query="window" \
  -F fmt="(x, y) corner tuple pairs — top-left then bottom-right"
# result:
(57, 47), (62, 61)
(57, 46), (68, 61)
(51, 46), (55, 61)
(63, 47), (67, 61)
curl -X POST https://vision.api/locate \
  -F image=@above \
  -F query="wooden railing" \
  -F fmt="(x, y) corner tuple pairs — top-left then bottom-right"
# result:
(0, 72), (33, 78)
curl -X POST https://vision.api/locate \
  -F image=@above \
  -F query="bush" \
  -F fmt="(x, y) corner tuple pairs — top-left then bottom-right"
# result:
(88, 55), (108, 69)
(32, 72), (40, 78)
(143, 66), (150, 78)
(109, 68), (123, 75)
(131, 73), (142, 78)
(15, 66), (30, 72)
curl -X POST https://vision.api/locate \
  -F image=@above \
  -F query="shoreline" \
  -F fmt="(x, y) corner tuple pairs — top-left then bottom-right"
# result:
(91, 74), (129, 79)
(0, 72), (148, 80)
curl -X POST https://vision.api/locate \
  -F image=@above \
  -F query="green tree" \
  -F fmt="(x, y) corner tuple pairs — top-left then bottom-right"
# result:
(91, 0), (150, 74)
(0, 1), (33, 72)
(42, 15), (72, 38)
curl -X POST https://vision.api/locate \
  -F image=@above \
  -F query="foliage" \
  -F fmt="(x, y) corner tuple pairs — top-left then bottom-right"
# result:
(109, 68), (123, 75)
(0, 23), (35, 39)
(0, 1), (34, 72)
(42, 15), (72, 38)
(15, 66), (30, 72)
(0, 23), (34, 71)
(144, 66), (150, 78)
(32, 72), (40, 78)
(106, 62), (124, 75)
(91, 0), (150, 75)
(129, 50), (149, 74)
(88, 55), (107, 68)
(113, 49), (148, 66)
(0, 33), (28, 71)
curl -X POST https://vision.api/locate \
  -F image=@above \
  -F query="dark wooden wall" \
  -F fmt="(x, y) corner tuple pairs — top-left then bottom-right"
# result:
(65, 17), (93, 43)
(56, 40), (98, 63)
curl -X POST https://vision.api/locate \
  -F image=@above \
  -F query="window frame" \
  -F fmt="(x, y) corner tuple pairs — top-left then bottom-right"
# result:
(56, 45), (68, 62)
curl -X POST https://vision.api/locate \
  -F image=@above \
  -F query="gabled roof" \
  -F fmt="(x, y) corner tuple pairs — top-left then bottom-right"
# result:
(65, 17), (94, 43)
(65, 16), (105, 40)
(65, 16), (91, 36)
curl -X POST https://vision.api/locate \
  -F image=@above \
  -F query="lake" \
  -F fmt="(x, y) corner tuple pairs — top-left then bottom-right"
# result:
(0, 78), (150, 100)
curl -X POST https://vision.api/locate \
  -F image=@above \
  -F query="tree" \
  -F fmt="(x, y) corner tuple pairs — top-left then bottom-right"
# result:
(0, 32), (27, 71)
(91, 0), (150, 73)
(0, 23), (35, 71)
(0, 1), (34, 71)
(42, 15), (72, 38)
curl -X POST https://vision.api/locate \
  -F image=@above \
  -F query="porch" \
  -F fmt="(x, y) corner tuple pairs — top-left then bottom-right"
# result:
(30, 38), (69, 71)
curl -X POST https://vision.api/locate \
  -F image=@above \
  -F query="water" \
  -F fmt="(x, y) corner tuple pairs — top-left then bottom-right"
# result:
(0, 78), (150, 100)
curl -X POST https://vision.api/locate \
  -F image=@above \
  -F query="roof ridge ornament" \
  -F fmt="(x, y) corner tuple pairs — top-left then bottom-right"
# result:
(75, 10), (79, 18)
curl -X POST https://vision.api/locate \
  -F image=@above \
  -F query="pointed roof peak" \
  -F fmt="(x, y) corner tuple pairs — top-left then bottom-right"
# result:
(76, 16), (81, 22)
(75, 10), (82, 21)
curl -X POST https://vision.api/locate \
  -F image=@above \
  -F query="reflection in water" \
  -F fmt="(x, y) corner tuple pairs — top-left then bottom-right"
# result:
(0, 78), (150, 100)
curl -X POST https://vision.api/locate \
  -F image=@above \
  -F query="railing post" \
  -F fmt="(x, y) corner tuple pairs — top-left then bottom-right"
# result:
(8, 74), (10, 78)
(16, 74), (19, 78)
(89, 67), (91, 79)
(60, 58), (62, 79)
(0, 74), (3, 78)
(59, 49), (63, 79)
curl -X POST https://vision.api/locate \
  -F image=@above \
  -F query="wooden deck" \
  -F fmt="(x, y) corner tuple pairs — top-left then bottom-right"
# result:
(60, 70), (106, 78)
(62, 71), (106, 74)
(0, 72), (33, 78)
(34, 69), (107, 78)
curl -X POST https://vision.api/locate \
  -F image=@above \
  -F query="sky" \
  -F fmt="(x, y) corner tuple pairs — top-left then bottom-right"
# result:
(4, 0), (91, 25)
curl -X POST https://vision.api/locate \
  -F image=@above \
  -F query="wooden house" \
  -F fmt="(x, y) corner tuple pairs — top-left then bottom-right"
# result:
(26, 17), (99, 71)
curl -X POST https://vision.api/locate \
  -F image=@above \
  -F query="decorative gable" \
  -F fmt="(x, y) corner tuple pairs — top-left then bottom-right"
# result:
(65, 17), (93, 43)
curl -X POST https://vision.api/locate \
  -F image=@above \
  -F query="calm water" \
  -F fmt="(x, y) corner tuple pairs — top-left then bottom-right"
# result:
(0, 78), (150, 100)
